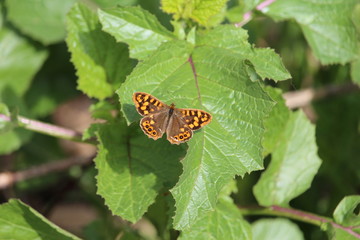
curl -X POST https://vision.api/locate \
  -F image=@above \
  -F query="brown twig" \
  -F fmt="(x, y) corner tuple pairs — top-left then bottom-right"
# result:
(0, 114), (96, 144)
(234, 0), (276, 27)
(283, 83), (360, 109)
(239, 205), (360, 239)
(0, 156), (93, 189)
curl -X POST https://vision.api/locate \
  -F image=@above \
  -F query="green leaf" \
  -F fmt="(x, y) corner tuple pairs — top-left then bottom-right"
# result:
(0, 128), (32, 154)
(161, 0), (228, 27)
(0, 88), (32, 154)
(352, 3), (360, 33)
(145, 194), (173, 239)
(327, 226), (360, 240)
(252, 218), (304, 240)
(248, 48), (291, 81)
(262, 86), (291, 156)
(226, 5), (245, 23)
(0, 199), (80, 240)
(0, 103), (10, 132)
(171, 20), (186, 40)
(186, 27), (196, 45)
(196, 25), (291, 81)
(314, 93), (360, 208)
(95, 120), (184, 222)
(262, 0), (359, 64)
(0, 103), (9, 115)
(118, 34), (274, 228)
(90, 100), (118, 121)
(253, 111), (322, 207)
(66, 3), (134, 100)
(23, 44), (79, 118)
(6, 0), (75, 44)
(92, 0), (137, 8)
(333, 195), (360, 226)
(98, 6), (174, 60)
(0, 27), (48, 96)
(83, 219), (119, 240)
(179, 199), (252, 239)
(351, 59), (360, 85)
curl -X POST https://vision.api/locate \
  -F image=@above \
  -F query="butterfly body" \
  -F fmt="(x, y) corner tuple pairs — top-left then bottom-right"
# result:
(133, 92), (212, 144)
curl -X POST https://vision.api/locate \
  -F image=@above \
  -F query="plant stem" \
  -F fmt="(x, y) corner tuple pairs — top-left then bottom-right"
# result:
(0, 156), (93, 189)
(239, 205), (360, 238)
(283, 83), (359, 109)
(0, 114), (95, 144)
(235, 0), (276, 27)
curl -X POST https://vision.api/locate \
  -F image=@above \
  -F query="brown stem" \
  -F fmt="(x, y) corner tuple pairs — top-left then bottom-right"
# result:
(0, 156), (93, 189)
(0, 114), (96, 144)
(239, 205), (360, 238)
(235, 0), (276, 27)
(283, 83), (360, 109)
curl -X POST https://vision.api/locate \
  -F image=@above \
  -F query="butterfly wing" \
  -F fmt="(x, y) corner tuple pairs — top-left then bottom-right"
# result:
(133, 92), (169, 140)
(166, 108), (212, 144)
(166, 115), (193, 144)
(177, 108), (212, 131)
(140, 114), (168, 140)
(132, 92), (168, 116)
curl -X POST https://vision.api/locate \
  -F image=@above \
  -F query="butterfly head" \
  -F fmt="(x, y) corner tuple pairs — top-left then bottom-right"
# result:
(169, 103), (175, 115)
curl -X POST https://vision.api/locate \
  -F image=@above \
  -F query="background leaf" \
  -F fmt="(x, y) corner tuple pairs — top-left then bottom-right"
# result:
(6, 0), (75, 44)
(254, 110), (322, 207)
(262, 0), (359, 64)
(162, 0), (228, 27)
(98, 6), (174, 60)
(351, 59), (360, 85)
(118, 26), (275, 229)
(327, 226), (360, 240)
(95, 120), (184, 222)
(0, 199), (80, 240)
(312, 92), (360, 214)
(252, 218), (304, 240)
(262, 86), (291, 156)
(66, 3), (134, 100)
(92, 0), (137, 8)
(23, 44), (78, 118)
(333, 195), (360, 227)
(0, 81), (33, 154)
(0, 28), (48, 96)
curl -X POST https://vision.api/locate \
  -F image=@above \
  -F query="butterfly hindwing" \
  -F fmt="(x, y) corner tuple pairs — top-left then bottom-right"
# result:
(133, 92), (167, 116)
(140, 113), (167, 140)
(177, 108), (212, 131)
(166, 114), (193, 145)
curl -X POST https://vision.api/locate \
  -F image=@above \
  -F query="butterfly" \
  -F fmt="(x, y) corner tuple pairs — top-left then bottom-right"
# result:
(132, 92), (212, 144)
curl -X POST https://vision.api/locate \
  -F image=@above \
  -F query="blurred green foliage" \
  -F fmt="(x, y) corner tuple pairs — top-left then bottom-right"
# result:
(0, 0), (359, 239)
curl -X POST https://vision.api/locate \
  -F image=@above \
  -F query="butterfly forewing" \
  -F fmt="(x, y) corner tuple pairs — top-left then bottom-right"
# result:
(133, 92), (168, 116)
(133, 92), (170, 140)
